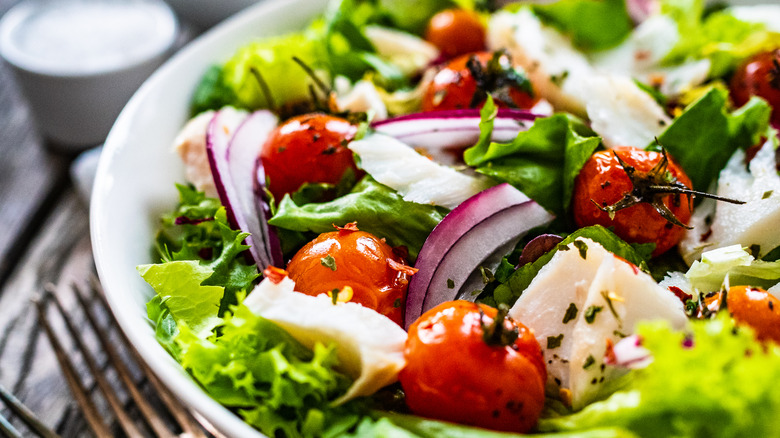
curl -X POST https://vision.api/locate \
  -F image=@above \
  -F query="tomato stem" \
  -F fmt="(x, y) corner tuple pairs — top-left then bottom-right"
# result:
(466, 49), (533, 108)
(479, 303), (519, 347)
(596, 148), (744, 230)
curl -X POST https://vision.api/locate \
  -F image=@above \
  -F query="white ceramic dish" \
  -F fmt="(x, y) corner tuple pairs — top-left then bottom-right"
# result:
(91, 0), (327, 436)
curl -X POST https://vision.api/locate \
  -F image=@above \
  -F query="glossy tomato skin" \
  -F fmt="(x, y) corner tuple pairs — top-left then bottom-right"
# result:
(259, 113), (360, 201)
(400, 301), (546, 433)
(286, 228), (412, 325)
(730, 49), (780, 126)
(572, 147), (693, 257)
(424, 9), (486, 59)
(726, 286), (780, 344)
(421, 52), (538, 112)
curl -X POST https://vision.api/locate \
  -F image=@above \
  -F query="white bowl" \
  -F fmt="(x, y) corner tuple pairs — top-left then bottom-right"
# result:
(0, 0), (178, 149)
(91, 0), (326, 436)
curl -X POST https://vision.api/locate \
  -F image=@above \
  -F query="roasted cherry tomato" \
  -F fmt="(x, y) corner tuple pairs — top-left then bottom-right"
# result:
(286, 225), (414, 325)
(424, 8), (486, 59)
(705, 286), (780, 344)
(259, 113), (361, 201)
(730, 49), (780, 126)
(572, 147), (693, 257)
(422, 51), (538, 112)
(399, 301), (546, 433)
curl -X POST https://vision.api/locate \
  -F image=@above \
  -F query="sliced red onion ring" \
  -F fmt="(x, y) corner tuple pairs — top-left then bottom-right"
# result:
(372, 109), (540, 151)
(207, 108), (282, 268)
(606, 335), (653, 369)
(404, 183), (554, 329)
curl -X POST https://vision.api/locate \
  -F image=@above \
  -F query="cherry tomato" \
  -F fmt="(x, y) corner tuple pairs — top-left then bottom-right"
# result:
(730, 49), (780, 126)
(572, 147), (693, 257)
(422, 51), (538, 112)
(424, 9), (486, 59)
(259, 113), (361, 201)
(286, 225), (413, 325)
(711, 286), (780, 344)
(399, 301), (546, 433)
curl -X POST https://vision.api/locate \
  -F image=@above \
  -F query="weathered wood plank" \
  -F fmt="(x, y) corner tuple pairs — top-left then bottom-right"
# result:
(0, 49), (71, 286)
(0, 189), (93, 435)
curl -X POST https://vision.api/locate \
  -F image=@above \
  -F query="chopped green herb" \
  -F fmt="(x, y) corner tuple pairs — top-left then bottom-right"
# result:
(584, 305), (603, 324)
(573, 240), (589, 259)
(393, 298), (401, 308)
(613, 330), (628, 338)
(547, 334), (564, 349)
(330, 288), (340, 305)
(601, 291), (621, 320)
(447, 278), (455, 289)
(563, 303), (578, 324)
(763, 190), (773, 199)
(583, 354), (596, 369)
(320, 255), (337, 271)
(479, 266), (495, 284)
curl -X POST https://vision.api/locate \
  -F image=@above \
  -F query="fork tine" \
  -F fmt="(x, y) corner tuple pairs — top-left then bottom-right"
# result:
(0, 383), (60, 438)
(0, 411), (23, 438)
(47, 287), (146, 438)
(72, 283), (176, 438)
(88, 278), (208, 438)
(33, 298), (113, 438)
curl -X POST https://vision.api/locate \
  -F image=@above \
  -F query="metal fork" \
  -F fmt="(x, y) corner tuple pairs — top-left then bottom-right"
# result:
(34, 278), (210, 438)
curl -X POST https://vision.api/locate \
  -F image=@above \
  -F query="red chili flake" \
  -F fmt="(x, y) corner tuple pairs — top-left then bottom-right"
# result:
(604, 338), (617, 365)
(263, 266), (289, 284)
(388, 258), (419, 276)
(669, 286), (692, 305)
(334, 222), (359, 232)
(700, 228), (713, 242)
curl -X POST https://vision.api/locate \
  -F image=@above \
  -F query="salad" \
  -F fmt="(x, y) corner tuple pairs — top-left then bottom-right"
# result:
(137, 0), (780, 436)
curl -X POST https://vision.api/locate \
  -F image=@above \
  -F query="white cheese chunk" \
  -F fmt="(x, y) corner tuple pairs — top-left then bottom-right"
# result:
(680, 140), (780, 265)
(509, 238), (687, 410)
(173, 110), (216, 197)
(364, 25), (439, 76)
(580, 74), (671, 148)
(348, 133), (492, 209)
(243, 276), (407, 405)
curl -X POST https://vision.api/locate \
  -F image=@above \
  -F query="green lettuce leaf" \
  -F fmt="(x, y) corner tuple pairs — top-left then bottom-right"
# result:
(138, 261), (223, 338)
(464, 99), (601, 216)
(221, 30), (329, 110)
(268, 176), (448, 260)
(685, 245), (780, 293)
(488, 225), (652, 307)
(531, 0), (633, 51)
(653, 87), (771, 191)
(539, 315), (780, 437)
(660, 0), (780, 77)
(175, 302), (362, 438)
(152, 185), (260, 314)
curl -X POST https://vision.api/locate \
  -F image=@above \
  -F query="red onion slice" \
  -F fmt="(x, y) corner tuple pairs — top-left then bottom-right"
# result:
(228, 110), (283, 267)
(207, 108), (282, 268)
(372, 109), (540, 150)
(404, 183), (554, 329)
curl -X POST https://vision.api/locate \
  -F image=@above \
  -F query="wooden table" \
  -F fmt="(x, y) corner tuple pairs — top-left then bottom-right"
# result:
(0, 1), (201, 435)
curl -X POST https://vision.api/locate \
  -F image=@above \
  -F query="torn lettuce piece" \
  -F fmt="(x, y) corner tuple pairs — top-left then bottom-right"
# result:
(685, 245), (780, 293)
(652, 87), (771, 191)
(268, 176), (447, 261)
(464, 98), (601, 216)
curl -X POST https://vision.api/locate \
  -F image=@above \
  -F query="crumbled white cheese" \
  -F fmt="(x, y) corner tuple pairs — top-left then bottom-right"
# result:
(243, 276), (407, 405)
(680, 139), (780, 265)
(348, 133), (492, 209)
(509, 238), (687, 410)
